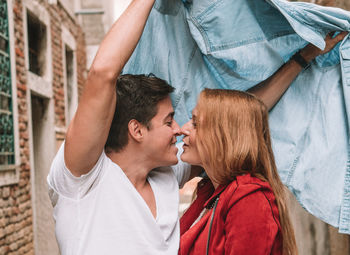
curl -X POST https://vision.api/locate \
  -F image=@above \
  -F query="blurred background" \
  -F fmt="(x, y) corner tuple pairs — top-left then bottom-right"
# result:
(0, 0), (348, 254)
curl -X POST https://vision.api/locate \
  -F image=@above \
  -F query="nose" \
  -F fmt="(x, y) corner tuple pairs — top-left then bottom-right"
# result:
(172, 120), (181, 136)
(180, 120), (191, 136)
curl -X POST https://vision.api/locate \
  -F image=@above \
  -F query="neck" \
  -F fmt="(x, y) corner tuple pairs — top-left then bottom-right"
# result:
(204, 167), (220, 189)
(211, 180), (220, 190)
(107, 147), (152, 188)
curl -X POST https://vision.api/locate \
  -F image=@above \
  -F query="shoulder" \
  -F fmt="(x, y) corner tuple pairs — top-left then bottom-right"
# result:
(221, 174), (279, 221)
(48, 141), (109, 199)
(226, 174), (274, 200)
(220, 175), (282, 253)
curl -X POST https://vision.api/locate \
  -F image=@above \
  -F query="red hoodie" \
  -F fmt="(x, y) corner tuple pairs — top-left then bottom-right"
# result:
(179, 174), (283, 255)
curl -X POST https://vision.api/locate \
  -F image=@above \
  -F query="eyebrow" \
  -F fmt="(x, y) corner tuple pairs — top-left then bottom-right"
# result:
(163, 112), (175, 121)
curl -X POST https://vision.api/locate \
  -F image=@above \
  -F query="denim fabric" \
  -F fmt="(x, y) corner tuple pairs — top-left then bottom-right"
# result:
(123, 0), (350, 233)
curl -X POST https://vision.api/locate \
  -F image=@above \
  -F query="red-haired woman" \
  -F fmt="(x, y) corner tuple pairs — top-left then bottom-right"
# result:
(179, 89), (295, 255)
(178, 32), (347, 255)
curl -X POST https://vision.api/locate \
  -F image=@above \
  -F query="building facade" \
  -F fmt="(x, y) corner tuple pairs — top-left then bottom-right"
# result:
(0, 0), (86, 254)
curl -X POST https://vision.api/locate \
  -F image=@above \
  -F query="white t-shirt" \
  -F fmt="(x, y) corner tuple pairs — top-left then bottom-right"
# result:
(47, 142), (191, 255)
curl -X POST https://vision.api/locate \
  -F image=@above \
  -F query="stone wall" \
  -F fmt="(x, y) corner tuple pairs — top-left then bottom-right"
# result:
(0, 1), (33, 254)
(0, 0), (86, 254)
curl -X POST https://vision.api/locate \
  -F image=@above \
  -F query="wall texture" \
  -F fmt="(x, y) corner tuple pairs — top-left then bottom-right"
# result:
(0, 0), (86, 254)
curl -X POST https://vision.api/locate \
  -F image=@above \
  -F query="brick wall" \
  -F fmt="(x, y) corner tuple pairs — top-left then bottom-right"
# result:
(0, 0), (33, 254)
(0, 0), (87, 254)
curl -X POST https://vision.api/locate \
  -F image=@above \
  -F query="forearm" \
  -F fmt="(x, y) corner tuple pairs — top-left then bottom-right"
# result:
(248, 32), (347, 111)
(78, 0), (155, 122)
(248, 59), (303, 111)
(90, 0), (155, 79)
(248, 46), (319, 111)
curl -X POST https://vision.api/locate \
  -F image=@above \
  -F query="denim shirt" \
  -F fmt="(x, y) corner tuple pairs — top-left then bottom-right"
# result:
(123, 0), (350, 234)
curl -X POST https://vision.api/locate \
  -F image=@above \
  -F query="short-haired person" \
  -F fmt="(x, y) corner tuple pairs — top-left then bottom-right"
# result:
(46, 0), (346, 254)
(179, 90), (295, 255)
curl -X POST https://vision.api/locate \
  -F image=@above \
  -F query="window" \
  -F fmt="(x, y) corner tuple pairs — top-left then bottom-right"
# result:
(62, 26), (78, 125)
(0, 0), (15, 170)
(65, 45), (74, 121)
(27, 10), (47, 76)
(25, 2), (52, 98)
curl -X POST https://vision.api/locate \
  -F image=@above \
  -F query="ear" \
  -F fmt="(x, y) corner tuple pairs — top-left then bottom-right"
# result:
(128, 119), (146, 142)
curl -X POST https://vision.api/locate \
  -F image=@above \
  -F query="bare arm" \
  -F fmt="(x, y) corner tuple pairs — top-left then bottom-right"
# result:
(248, 32), (348, 110)
(65, 0), (155, 176)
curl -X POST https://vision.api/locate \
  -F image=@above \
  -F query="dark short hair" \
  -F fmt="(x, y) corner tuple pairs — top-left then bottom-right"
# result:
(105, 74), (174, 153)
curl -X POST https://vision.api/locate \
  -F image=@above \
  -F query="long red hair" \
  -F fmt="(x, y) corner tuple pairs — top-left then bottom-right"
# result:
(195, 89), (297, 255)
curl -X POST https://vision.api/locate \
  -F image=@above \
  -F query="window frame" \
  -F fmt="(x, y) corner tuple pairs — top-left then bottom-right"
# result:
(59, 0), (77, 19)
(23, 0), (53, 98)
(61, 26), (78, 126)
(0, 0), (20, 186)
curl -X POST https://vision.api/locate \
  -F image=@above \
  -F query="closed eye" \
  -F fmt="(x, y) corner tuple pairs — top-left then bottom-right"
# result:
(192, 115), (197, 128)
(192, 119), (197, 128)
(164, 112), (175, 127)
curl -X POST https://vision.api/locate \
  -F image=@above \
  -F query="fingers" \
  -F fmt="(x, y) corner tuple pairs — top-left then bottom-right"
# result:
(327, 31), (348, 44)
(334, 31), (348, 42)
(323, 31), (348, 52)
(329, 31), (336, 38)
(300, 31), (348, 60)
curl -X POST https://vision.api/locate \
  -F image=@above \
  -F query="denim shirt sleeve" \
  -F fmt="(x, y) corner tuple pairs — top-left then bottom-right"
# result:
(123, 0), (350, 234)
(338, 36), (350, 233)
(268, 0), (350, 49)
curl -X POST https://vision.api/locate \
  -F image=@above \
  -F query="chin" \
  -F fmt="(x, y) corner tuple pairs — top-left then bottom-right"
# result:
(180, 154), (191, 164)
(181, 153), (201, 166)
(165, 158), (178, 166)
(180, 154), (185, 162)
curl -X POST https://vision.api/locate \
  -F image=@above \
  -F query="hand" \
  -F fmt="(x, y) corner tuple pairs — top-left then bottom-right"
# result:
(300, 31), (348, 62)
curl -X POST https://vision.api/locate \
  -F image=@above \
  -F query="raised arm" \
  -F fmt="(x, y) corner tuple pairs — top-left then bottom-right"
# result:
(65, 0), (155, 176)
(248, 32), (348, 110)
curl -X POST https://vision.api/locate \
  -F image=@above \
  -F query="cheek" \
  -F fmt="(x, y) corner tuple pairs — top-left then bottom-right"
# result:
(189, 131), (197, 145)
(181, 144), (201, 165)
(155, 129), (173, 143)
(181, 150), (201, 166)
(191, 135), (202, 163)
